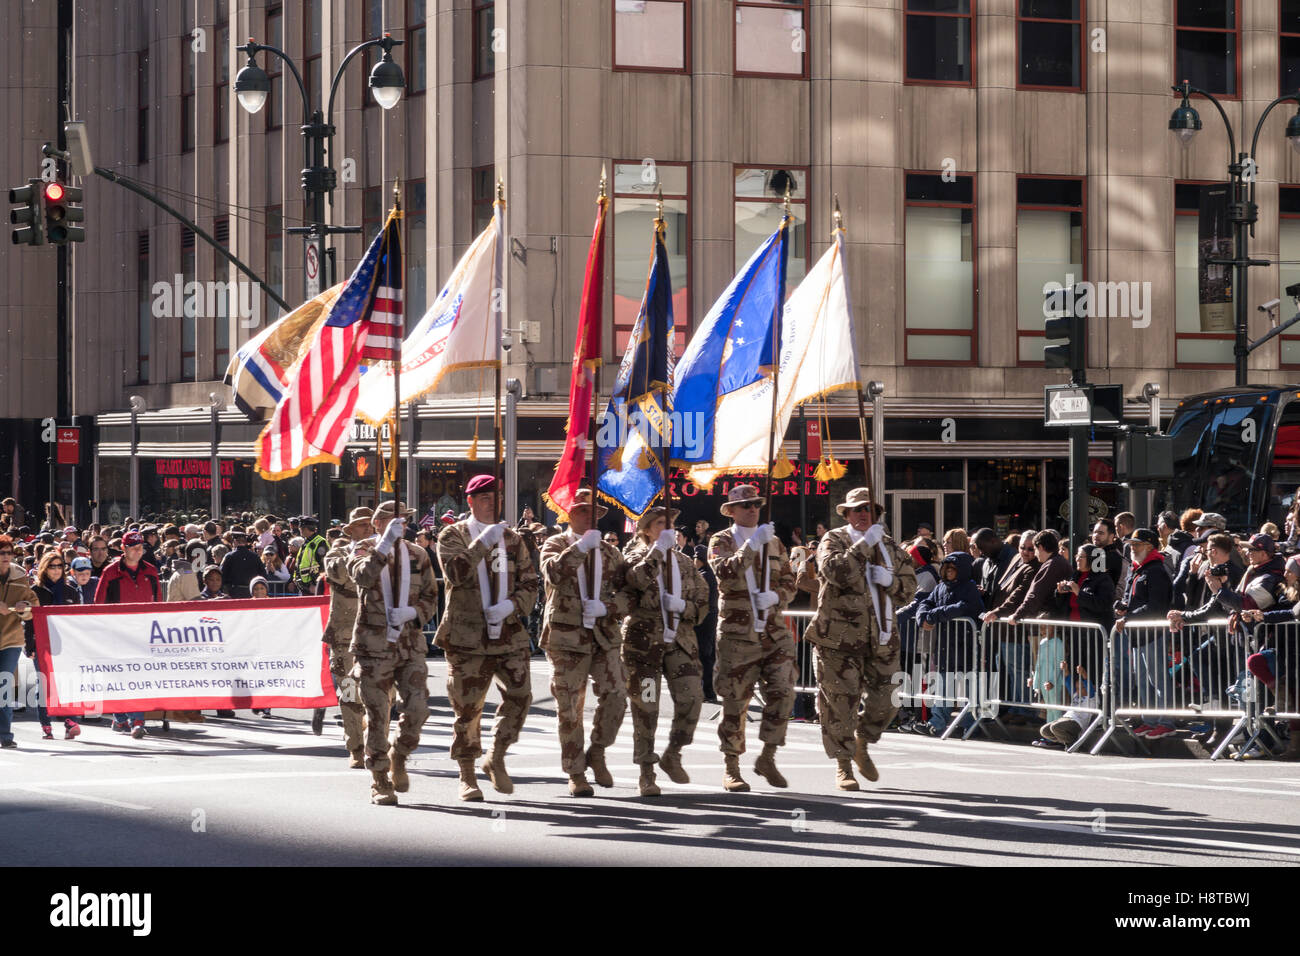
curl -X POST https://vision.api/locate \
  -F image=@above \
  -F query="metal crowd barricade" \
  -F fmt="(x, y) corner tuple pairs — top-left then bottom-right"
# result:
(265, 579), (297, 598)
(787, 610), (817, 694)
(1093, 618), (1252, 760)
(1240, 621), (1300, 759)
(896, 616), (981, 740)
(975, 617), (1109, 753)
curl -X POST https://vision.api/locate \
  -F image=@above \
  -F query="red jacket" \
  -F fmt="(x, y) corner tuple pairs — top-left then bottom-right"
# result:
(94, 557), (162, 604)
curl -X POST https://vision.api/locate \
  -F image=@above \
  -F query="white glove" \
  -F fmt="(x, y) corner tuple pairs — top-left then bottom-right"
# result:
(862, 523), (885, 549)
(386, 606), (418, 628)
(582, 599), (607, 619)
(665, 594), (687, 614)
(576, 529), (602, 554)
(755, 590), (780, 611)
(376, 517), (406, 557)
(485, 600), (514, 625)
(654, 528), (677, 555)
(745, 524), (774, 551)
(870, 565), (894, 587)
(475, 522), (506, 549)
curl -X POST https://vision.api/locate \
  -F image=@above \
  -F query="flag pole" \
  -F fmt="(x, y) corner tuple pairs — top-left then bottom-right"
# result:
(837, 195), (877, 517)
(654, 187), (681, 630)
(585, 169), (608, 595)
(392, 176), (404, 510)
(495, 177), (505, 524)
(763, 187), (791, 531)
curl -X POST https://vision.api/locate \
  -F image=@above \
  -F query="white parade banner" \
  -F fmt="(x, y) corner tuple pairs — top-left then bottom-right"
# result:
(32, 597), (335, 717)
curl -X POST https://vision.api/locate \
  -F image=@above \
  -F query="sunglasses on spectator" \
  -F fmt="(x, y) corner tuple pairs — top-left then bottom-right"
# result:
(48, 562), (65, 568)
(735, 503), (760, 510)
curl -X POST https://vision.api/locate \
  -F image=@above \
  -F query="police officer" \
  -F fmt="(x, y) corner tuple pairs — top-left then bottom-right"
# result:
(295, 515), (329, 593)
(809, 488), (916, 790)
(347, 501), (438, 806)
(622, 505), (708, 796)
(313, 506), (372, 761)
(435, 475), (538, 802)
(707, 484), (797, 792)
(539, 489), (629, 797)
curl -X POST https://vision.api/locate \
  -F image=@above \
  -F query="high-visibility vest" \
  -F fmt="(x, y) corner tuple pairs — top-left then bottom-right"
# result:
(295, 533), (327, 587)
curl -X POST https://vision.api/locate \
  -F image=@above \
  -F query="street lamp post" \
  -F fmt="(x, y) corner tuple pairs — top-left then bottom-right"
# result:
(233, 32), (405, 524)
(1169, 81), (1300, 387)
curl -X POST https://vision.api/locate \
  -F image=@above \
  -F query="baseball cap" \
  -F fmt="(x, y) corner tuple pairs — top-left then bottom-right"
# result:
(121, 531), (144, 547)
(262, 544), (278, 555)
(62, 525), (77, 535)
(1193, 512), (1228, 530)
(1248, 533), (1276, 554)
(70, 557), (92, 571)
(1125, 528), (1160, 548)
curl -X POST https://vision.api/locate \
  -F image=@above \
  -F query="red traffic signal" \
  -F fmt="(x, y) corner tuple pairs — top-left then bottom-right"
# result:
(44, 182), (64, 202)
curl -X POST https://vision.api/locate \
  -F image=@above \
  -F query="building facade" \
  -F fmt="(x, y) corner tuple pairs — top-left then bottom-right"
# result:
(5, 0), (1300, 538)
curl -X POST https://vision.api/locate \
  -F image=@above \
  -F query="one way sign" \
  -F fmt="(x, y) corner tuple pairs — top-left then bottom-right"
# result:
(1044, 385), (1091, 426)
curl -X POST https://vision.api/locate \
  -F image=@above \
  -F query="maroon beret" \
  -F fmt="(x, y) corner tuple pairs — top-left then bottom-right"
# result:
(465, 474), (497, 496)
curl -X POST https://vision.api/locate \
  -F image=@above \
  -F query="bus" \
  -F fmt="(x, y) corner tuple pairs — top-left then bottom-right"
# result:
(1163, 385), (1300, 533)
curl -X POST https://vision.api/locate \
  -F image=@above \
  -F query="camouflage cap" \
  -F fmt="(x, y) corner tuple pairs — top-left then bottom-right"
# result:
(373, 500), (416, 521)
(344, 506), (374, 532)
(835, 487), (884, 517)
(720, 483), (765, 516)
(636, 505), (681, 531)
(567, 488), (608, 518)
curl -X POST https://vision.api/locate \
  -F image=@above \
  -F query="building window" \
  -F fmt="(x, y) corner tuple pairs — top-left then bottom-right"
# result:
(905, 0), (973, 85)
(408, 0), (427, 94)
(182, 229), (197, 381)
(406, 180), (427, 327)
(362, 0), (383, 107)
(1016, 177), (1084, 364)
(734, 167), (807, 294)
(214, 217), (231, 375)
(266, 6), (283, 130)
(214, 4), (230, 144)
(1175, 0), (1237, 97)
(613, 161), (689, 353)
(1283, 1), (1300, 94)
(138, 231), (150, 384)
(363, 185), (384, 240)
(1175, 181), (1234, 366)
(267, 205), (284, 317)
(474, 1), (496, 78)
(137, 49), (149, 164)
(305, 0), (322, 110)
(735, 2), (807, 78)
(1018, 0), (1082, 90)
(180, 33), (195, 153)
(614, 0), (688, 73)
(905, 172), (976, 364)
(472, 167), (495, 235)
(1280, 186), (1300, 366)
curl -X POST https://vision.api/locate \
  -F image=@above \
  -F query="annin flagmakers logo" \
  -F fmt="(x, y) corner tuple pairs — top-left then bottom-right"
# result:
(148, 616), (226, 654)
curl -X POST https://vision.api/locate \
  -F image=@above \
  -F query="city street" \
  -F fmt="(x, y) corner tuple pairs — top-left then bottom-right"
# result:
(4, 658), (1297, 868)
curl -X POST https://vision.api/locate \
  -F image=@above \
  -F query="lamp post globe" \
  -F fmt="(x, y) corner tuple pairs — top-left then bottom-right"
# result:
(369, 53), (405, 110)
(234, 56), (270, 114)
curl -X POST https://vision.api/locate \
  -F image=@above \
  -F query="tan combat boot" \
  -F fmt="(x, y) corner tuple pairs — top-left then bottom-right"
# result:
(569, 773), (595, 797)
(390, 752), (410, 793)
(370, 770), (397, 806)
(836, 758), (860, 791)
(722, 754), (750, 792)
(480, 747), (514, 794)
(659, 746), (690, 784)
(348, 749), (365, 769)
(458, 759), (484, 802)
(638, 764), (661, 797)
(753, 743), (788, 788)
(854, 736), (880, 782)
(586, 745), (614, 787)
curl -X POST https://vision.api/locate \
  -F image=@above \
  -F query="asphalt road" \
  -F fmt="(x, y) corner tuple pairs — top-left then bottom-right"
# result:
(3, 657), (1298, 867)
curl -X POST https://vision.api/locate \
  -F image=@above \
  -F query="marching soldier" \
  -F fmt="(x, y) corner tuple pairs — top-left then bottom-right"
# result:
(435, 474), (538, 802)
(314, 506), (373, 763)
(707, 484), (798, 792)
(540, 489), (629, 797)
(348, 501), (438, 806)
(809, 488), (916, 790)
(621, 505), (708, 796)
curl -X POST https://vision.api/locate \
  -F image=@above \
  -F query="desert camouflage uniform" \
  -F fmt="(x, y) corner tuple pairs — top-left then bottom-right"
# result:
(808, 527), (917, 758)
(434, 521), (538, 760)
(621, 536), (708, 765)
(707, 527), (798, 756)
(347, 537), (438, 773)
(540, 532), (630, 774)
(323, 537), (366, 754)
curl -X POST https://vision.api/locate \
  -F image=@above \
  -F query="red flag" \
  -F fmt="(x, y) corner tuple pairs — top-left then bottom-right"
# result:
(544, 196), (607, 520)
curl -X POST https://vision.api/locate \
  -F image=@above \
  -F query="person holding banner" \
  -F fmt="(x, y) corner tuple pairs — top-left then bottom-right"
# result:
(0, 535), (39, 749)
(434, 475), (538, 802)
(317, 507), (373, 761)
(347, 501), (438, 806)
(809, 488), (916, 791)
(707, 485), (798, 792)
(621, 506), (708, 796)
(539, 489), (630, 797)
(94, 530), (161, 739)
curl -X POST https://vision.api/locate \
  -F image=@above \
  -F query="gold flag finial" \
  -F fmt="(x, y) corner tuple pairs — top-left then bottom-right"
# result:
(393, 174), (401, 209)
(496, 177), (504, 202)
(599, 165), (608, 199)
(833, 193), (843, 233)
(783, 183), (792, 216)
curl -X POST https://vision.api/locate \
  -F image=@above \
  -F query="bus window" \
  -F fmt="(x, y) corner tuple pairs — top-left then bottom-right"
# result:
(1268, 402), (1300, 530)
(1166, 403), (1218, 516)
(1202, 402), (1274, 528)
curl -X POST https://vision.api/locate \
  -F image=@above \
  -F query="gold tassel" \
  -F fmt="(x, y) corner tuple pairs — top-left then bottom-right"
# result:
(606, 446), (623, 471)
(467, 432), (479, 462)
(814, 456), (847, 483)
(771, 448), (796, 480)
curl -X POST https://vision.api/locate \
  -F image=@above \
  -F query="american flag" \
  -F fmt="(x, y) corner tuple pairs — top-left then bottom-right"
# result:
(255, 211), (403, 480)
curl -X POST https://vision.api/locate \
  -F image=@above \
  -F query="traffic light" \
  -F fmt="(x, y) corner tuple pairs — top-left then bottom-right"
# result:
(43, 179), (85, 244)
(9, 179), (45, 246)
(1044, 282), (1087, 382)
